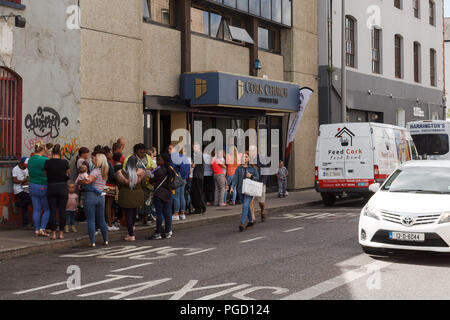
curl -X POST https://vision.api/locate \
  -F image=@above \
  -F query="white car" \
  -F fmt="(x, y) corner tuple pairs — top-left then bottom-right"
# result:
(359, 160), (450, 254)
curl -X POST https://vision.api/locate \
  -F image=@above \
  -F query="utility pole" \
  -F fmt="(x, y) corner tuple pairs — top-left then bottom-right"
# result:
(341, 0), (347, 123)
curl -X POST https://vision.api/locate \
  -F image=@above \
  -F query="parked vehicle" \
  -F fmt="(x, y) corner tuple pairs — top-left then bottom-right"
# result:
(315, 122), (417, 206)
(359, 160), (450, 255)
(407, 120), (450, 160)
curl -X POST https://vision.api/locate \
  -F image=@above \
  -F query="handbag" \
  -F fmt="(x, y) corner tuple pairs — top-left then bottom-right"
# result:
(146, 175), (168, 206)
(170, 166), (186, 189)
(242, 178), (263, 197)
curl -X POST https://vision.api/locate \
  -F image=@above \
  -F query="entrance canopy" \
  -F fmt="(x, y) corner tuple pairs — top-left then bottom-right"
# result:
(181, 71), (300, 113)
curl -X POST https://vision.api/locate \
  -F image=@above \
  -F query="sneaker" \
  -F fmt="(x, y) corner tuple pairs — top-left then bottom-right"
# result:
(179, 214), (186, 220)
(165, 231), (173, 239)
(64, 225), (70, 233)
(95, 230), (100, 236)
(108, 226), (119, 231)
(151, 233), (162, 240)
(172, 215), (180, 221)
(239, 224), (245, 232)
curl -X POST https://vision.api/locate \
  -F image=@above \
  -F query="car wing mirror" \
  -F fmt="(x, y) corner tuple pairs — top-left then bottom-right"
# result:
(368, 183), (381, 193)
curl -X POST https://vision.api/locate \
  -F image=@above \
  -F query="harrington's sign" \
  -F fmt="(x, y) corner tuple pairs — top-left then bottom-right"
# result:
(181, 72), (300, 112)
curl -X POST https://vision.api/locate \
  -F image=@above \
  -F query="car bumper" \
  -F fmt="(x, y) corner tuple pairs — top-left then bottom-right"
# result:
(358, 215), (450, 253)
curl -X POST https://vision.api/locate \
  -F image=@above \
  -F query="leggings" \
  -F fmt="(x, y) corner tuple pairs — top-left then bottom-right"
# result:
(123, 208), (137, 236)
(47, 182), (68, 231)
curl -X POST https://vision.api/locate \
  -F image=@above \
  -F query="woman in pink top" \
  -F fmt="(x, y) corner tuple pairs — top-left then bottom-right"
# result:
(225, 146), (242, 205)
(65, 183), (78, 233)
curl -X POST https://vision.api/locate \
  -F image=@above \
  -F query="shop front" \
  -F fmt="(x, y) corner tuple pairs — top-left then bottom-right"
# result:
(181, 71), (300, 191)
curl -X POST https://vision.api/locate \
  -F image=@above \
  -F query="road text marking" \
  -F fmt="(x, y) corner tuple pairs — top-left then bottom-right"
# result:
(111, 263), (154, 273)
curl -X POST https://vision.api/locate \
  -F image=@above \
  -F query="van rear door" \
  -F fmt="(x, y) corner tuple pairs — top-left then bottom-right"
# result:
(340, 124), (373, 185)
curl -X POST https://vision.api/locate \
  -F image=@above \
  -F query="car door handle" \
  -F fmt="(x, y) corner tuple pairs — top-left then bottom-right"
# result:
(348, 170), (354, 173)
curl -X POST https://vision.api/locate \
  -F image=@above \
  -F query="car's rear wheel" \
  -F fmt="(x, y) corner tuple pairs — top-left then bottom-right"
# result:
(321, 193), (336, 206)
(362, 246), (388, 256)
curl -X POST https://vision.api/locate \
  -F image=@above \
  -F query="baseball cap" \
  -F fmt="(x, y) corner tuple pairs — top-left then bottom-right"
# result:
(20, 157), (29, 165)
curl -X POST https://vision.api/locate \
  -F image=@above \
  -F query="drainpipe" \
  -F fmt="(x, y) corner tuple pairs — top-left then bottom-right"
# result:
(341, 0), (347, 123)
(442, 0), (447, 119)
(327, 0), (333, 123)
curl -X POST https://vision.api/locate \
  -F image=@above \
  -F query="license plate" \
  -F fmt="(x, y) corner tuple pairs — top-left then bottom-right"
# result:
(389, 231), (425, 242)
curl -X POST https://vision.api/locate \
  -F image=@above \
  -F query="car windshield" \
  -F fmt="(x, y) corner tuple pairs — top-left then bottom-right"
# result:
(381, 166), (450, 194)
(412, 134), (449, 156)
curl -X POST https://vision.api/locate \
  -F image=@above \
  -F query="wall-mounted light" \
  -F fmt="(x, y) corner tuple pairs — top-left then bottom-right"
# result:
(254, 59), (262, 70)
(0, 15), (26, 28)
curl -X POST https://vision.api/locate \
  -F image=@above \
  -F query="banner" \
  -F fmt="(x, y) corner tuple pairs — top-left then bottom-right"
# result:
(285, 87), (314, 165)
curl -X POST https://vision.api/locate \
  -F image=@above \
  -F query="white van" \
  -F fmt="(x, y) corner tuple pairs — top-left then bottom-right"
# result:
(315, 122), (418, 206)
(407, 120), (450, 160)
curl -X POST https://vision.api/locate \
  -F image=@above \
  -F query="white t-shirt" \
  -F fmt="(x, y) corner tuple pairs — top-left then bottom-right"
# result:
(12, 165), (29, 195)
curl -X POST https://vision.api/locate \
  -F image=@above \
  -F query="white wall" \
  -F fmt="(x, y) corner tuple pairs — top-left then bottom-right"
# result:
(319, 0), (444, 90)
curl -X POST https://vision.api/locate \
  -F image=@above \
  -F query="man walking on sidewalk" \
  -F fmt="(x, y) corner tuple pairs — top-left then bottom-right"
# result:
(249, 145), (269, 222)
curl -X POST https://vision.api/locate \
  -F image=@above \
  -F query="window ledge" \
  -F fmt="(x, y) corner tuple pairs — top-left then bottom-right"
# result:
(0, 1), (26, 10)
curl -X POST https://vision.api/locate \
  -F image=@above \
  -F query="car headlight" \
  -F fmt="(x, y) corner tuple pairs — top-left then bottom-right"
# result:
(363, 205), (380, 220)
(439, 212), (450, 224)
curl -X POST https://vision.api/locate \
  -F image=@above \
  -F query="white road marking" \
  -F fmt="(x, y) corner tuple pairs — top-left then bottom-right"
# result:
(51, 275), (142, 295)
(240, 237), (265, 243)
(283, 227), (304, 233)
(111, 262), (154, 273)
(14, 281), (67, 295)
(183, 248), (216, 256)
(282, 259), (392, 300)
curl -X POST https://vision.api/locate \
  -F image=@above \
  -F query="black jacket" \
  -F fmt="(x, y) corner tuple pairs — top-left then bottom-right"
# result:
(150, 166), (172, 202)
(192, 152), (204, 180)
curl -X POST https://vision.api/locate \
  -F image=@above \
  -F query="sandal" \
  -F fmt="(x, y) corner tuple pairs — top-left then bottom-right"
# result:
(51, 231), (57, 240)
(124, 235), (135, 241)
(59, 231), (64, 240)
(39, 230), (50, 237)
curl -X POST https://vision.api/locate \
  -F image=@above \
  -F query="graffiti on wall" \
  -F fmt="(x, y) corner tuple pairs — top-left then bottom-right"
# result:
(0, 192), (13, 224)
(55, 130), (80, 161)
(24, 135), (52, 152)
(24, 107), (69, 139)
(0, 168), (9, 186)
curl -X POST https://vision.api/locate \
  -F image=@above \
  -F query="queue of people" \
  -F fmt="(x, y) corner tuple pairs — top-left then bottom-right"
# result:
(12, 137), (288, 245)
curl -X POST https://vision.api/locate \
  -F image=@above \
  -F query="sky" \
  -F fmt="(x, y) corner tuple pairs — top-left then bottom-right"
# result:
(446, 0), (450, 17)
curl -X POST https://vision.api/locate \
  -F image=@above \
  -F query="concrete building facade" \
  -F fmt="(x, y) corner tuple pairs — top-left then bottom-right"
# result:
(318, 0), (445, 126)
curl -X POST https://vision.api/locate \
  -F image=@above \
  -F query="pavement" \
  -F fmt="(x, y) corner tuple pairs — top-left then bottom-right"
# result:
(0, 189), (322, 261)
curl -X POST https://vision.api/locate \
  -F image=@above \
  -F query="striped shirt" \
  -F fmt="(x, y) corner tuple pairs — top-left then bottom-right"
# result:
(91, 168), (106, 192)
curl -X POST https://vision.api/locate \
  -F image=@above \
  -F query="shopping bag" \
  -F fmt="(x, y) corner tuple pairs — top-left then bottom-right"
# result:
(242, 178), (263, 197)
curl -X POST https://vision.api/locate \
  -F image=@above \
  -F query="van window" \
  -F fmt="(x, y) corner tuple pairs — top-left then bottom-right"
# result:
(412, 134), (450, 156)
(408, 140), (418, 160)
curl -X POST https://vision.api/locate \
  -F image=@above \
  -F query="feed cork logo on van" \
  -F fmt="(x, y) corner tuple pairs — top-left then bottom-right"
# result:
(335, 127), (355, 147)
(327, 127), (363, 161)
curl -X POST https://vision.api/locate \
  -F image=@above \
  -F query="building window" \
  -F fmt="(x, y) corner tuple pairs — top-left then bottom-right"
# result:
(192, 6), (252, 44)
(429, 0), (435, 25)
(261, 0), (271, 19)
(430, 48), (437, 87)
(397, 109), (406, 127)
(413, 0), (420, 18)
(414, 41), (421, 83)
(394, 0), (402, 9)
(206, 0), (292, 27)
(395, 34), (403, 79)
(345, 16), (356, 68)
(258, 25), (280, 52)
(0, 68), (21, 160)
(143, 0), (174, 26)
(372, 28), (381, 74)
